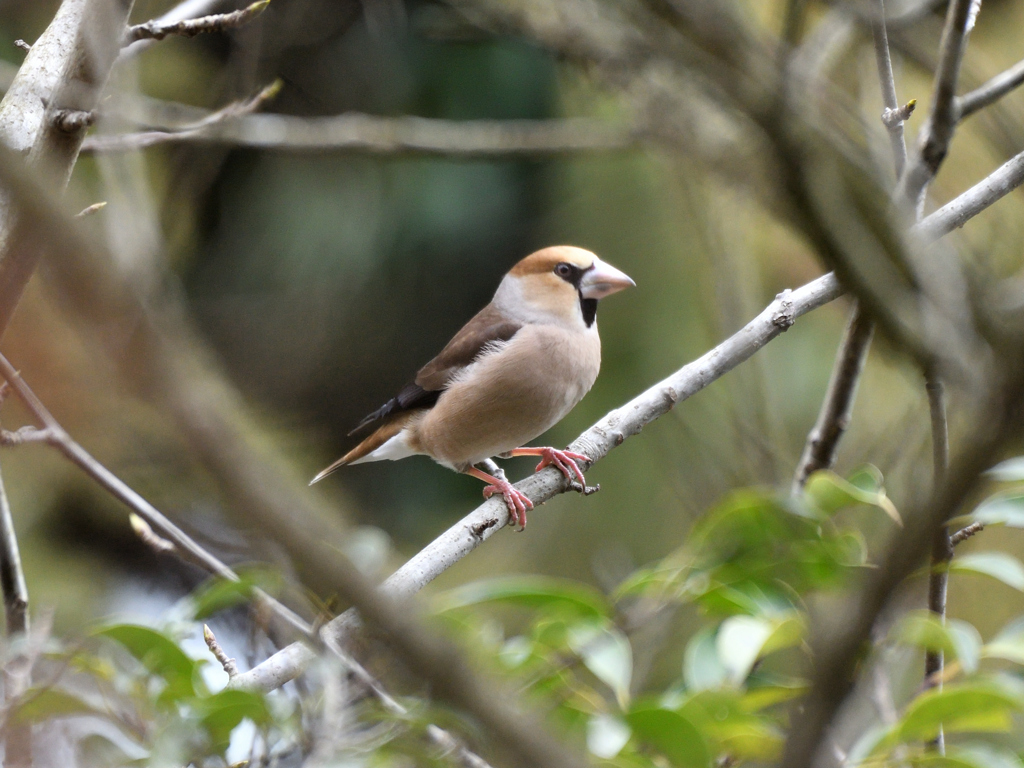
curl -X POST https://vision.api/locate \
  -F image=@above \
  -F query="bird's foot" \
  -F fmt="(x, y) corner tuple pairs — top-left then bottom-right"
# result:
(482, 478), (534, 530)
(531, 447), (590, 486)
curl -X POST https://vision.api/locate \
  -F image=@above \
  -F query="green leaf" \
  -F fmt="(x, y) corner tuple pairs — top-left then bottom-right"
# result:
(913, 743), (1024, 768)
(196, 689), (272, 750)
(895, 611), (982, 673)
(716, 616), (771, 685)
(187, 568), (283, 620)
(568, 622), (633, 707)
(626, 706), (711, 768)
(716, 613), (804, 685)
(971, 494), (1024, 528)
(94, 624), (198, 700)
(983, 616), (1024, 665)
(587, 713), (631, 759)
(433, 576), (610, 619)
(804, 468), (901, 524)
(11, 688), (105, 724)
(676, 690), (783, 761)
(684, 626), (728, 691)
(987, 457), (1024, 482)
(894, 681), (1024, 743)
(949, 552), (1024, 592)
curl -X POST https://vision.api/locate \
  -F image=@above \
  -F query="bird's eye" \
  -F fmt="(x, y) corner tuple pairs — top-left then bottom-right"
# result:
(555, 263), (574, 278)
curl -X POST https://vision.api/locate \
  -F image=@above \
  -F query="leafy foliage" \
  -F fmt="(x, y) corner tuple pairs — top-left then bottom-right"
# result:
(18, 464), (1024, 767)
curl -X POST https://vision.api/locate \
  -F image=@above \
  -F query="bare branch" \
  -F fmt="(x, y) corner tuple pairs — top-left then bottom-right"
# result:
(124, 0), (270, 44)
(0, 350), (493, 768)
(913, 147), (1024, 241)
(233, 272), (846, 693)
(0, 351), (312, 642)
(0, 0), (133, 338)
(950, 521), (984, 545)
(0, 460), (29, 767)
(872, 0), (910, 178)
(781, 372), (1024, 768)
(81, 110), (638, 156)
(792, 304), (874, 492)
(923, 375), (951, 752)
(897, 0), (977, 209)
(74, 201), (107, 218)
(203, 624), (239, 678)
(956, 57), (1024, 120)
(120, 0), (225, 59)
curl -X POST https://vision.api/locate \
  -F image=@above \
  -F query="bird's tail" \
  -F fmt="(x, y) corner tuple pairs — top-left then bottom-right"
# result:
(309, 414), (416, 485)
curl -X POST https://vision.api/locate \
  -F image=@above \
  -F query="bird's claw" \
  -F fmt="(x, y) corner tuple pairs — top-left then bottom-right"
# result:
(534, 448), (590, 487)
(483, 479), (534, 530)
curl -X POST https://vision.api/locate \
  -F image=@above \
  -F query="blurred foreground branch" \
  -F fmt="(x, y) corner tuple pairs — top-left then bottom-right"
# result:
(0, 142), (589, 768)
(82, 109), (639, 156)
(124, 0), (269, 43)
(0, 0), (133, 338)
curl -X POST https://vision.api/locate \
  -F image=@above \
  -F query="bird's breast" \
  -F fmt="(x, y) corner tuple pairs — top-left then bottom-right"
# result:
(412, 324), (600, 470)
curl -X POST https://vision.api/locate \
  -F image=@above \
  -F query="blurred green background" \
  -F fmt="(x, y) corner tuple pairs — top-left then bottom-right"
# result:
(0, 0), (1023, 649)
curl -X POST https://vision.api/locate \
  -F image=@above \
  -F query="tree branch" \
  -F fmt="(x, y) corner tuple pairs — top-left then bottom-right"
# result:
(781, 367), (1024, 768)
(956, 57), (1024, 120)
(0, 350), (494, 768)
(81, 110), (638, 156)
(0, 460), (30, 768)
(233, 272), (846, 692)
(124, 0), (269, 44)
(791, 304), (874, 492)
(923, 374), (951, 753)
(0, 351), (312, 641)
(119, 0), (225, 58)
(0, 0), (133, 339)
(913, 147), (1024, 240)
(791, 0), (904, 494)
(897, 0), (976, 209)
(872, 0), (910, 179)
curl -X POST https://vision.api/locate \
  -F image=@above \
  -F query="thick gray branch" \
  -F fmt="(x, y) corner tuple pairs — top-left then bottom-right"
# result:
(232, 272), (845, 693)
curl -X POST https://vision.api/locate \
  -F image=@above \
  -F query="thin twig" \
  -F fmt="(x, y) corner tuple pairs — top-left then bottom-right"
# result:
(792, 304), (875, 493)
(897, 0), (977, 210)
(950, 521), (983, 545)
(0, 352), (311, 641)
(81, 111), (638, 156)
(120, 0), (226, 59)
(923, 375), (951, 754)
(123, 0), (270, 44)
(956, 57), (1024, 120)
(0, 460), (30, 767)
(872, 0), (910, 178)
(321, 634), (494, 768)
(204, 624), (239, 678)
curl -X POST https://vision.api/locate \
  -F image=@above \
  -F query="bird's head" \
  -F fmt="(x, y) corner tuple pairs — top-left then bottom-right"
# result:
(496, 246), (635, 329)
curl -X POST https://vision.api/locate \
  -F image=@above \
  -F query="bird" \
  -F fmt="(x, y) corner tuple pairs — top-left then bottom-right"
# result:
(310, 245), (634, 528)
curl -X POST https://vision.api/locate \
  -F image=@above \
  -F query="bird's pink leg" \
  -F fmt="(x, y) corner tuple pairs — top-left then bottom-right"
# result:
(508, 447), (590, 486)
(466, 466), (533, 529)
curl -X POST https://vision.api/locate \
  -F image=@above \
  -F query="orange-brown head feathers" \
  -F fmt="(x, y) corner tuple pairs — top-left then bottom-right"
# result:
(496, 246), (634, 329)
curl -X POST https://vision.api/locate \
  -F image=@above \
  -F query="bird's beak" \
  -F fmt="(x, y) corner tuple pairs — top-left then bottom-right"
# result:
(580, 258), (635, 300)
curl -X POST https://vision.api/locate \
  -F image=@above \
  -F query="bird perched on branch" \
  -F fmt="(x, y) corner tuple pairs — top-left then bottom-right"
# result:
(310, 246), (634, 528)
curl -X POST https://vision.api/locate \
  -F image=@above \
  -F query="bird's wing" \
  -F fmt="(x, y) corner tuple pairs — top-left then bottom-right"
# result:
(349, 304), (522, 435)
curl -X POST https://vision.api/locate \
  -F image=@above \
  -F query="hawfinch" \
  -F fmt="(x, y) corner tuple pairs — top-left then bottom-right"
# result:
(311, 246), (634, 528)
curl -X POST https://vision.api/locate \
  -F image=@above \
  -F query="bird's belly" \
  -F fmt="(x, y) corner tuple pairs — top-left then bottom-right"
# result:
(414, 326), (599, 470)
